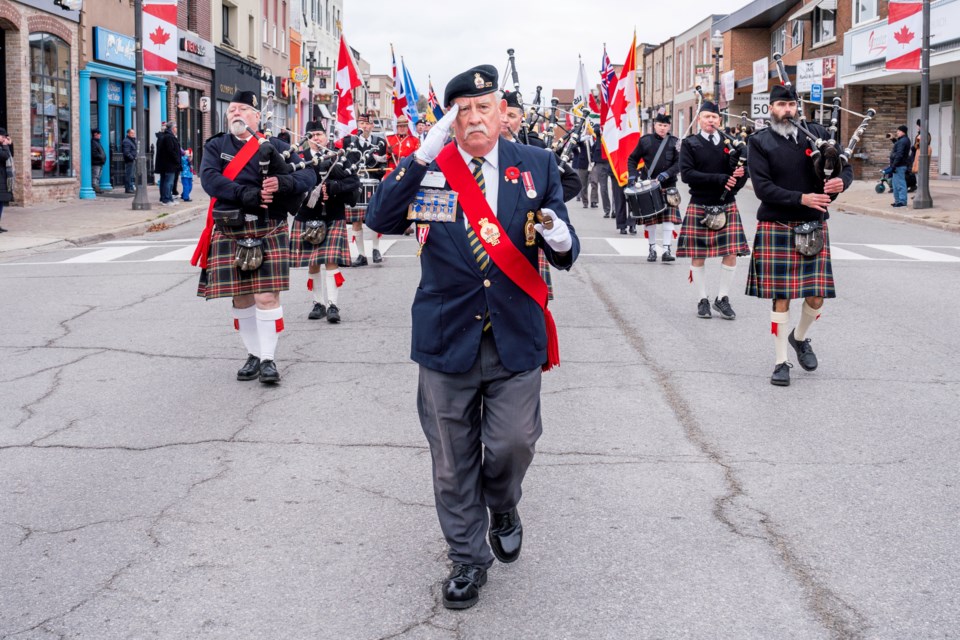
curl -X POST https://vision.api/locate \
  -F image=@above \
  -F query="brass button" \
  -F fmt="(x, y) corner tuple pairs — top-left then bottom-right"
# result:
(483, 279), (491, 288)
(475, 314), (482, 320)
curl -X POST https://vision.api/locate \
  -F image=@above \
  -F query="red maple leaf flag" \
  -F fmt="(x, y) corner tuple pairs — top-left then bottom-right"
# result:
(149, 26), (170, 47)
(886, 0), (922, 71)
(143, 0), (177, 75)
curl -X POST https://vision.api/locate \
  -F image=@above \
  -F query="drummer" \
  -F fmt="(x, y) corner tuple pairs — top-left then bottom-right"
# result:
(627, 113), (681, 263)
(341, 112), (388, 265)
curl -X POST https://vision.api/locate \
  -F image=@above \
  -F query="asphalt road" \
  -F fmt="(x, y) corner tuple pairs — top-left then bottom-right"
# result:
(1, 188), (958, 639)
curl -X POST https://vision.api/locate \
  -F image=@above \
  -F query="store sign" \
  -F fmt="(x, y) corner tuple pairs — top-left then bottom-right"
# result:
(178, 31), (215, 69)
(722, 71), (735, 102)
(280, 77), (290, 99)
(796, 57), (838, 93)
(93, 27), (135, 69)
(107, 80), (124, 105)
(291, 66), (308, 83)
(694, 64), (713, 94)
(753, 57), (768, 93)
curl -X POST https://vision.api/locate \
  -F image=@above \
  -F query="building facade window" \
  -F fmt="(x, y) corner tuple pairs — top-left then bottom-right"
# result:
(281, 1), (287, 53)
(655, 61), (662, 90)
(29, 33), (72, 179)
(665, 55), (673, 88)
(222, 5), (234, 46)
(186, 0), (198, 32)
(814, 9), (836, 43)
(689, 45), (695, 86)
(262, 0), (269, 44)
(854, 0), (878, 24)
(678, 49), (684, 89)
(771, 25), (787, 56)
(792, 19), (803, 47)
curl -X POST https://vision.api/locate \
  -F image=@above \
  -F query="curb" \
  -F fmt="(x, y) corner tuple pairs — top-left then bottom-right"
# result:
(64, 203), (207, 246)
(834, 203), (960, 234)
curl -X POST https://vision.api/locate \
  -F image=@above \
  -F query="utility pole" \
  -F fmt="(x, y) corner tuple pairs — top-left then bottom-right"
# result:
(132, 0), (151, 211)
(914, 0), (933, 209)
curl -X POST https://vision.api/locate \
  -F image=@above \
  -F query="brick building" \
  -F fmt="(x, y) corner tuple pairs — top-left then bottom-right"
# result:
(172, 1), (215, 169)
(672, 16), (729, 139)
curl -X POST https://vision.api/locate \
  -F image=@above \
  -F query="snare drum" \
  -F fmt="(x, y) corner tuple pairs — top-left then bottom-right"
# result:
(624, 180), (666, 223)
(356, 178), (380, 210)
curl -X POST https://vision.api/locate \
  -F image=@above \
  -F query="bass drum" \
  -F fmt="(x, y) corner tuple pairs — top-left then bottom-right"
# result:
(624, 180), (666, 224)
(355, 178), (380, 210)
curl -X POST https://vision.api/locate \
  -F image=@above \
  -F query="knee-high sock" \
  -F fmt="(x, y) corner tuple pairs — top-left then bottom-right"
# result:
(308, 273), (323, 304)
(795, 301), (821, 340)
(370, 227), (380, 250)
(256, 307), (284, 362)
(644, 224), (657, 247)
(326, 268), (343, 306)
(718, 263), (737, 298)
(662, 221), (675, 246)
(771, 310), (790, 364)
(690, 265), (707, 300)
(353, 228), (366, 255)
(233, 306), (259, 357)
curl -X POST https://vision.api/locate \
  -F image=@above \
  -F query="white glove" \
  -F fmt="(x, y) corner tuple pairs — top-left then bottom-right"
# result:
(534, 207), (573, 253)
(373, 154), (387, 163)
(415, 104), (459, 164)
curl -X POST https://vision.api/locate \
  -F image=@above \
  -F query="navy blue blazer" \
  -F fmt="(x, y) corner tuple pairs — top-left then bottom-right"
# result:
(365, 138), (580, 374)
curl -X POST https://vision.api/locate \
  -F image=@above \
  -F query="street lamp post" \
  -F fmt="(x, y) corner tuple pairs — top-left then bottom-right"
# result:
(305, 39), (317, 127)
(711, 30), (724, 106)
(132, 0), (150, 211)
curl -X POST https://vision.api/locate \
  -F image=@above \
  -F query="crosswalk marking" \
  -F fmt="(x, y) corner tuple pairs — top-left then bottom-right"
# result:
(828, 246), (873, 260)
(62, 246), (147, 263)
(604, 238), (654, 256)
(863, 244), (960, 262)
(148, 246), (195, 262)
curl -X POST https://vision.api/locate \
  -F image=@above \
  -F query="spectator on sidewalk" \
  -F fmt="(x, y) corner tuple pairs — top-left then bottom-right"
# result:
(886, 125), (911, 208)
(121, 129), (137, 193)
(0, 128), (12, 233)
(155, 121), (181, 205)
(180, 148), (194, 202)
(90, 129), (106, 194)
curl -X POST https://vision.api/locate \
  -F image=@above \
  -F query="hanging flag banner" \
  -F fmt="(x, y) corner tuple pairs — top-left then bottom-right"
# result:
(886, 0), (922, 71)
(143, 0), (178, 75)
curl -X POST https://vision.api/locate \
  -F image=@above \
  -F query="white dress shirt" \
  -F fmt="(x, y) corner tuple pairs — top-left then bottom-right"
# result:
(457, 141), (500, 227)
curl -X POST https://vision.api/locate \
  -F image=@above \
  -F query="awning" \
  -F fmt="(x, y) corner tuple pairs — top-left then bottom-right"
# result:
(787, 0), (835, 22)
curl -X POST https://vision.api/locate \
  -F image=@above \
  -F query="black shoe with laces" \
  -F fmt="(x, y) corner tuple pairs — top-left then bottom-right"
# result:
(351, 255), (368, 267)
(326, 304), (341, 324)
(259, 359), (280, 384)
(713, 296), (736, 320)
(788, 329), (818, 371)
(489, 508), (523, 563)
(308, 302), (326, 320)
(372, 248), (383, 263)
(697, 298), (712, 319)
(770, 362), (792, 386)
(647, 245), (658, 262)
(441, 564), (487, 610)
(236, 354), (261, 381)
(661, 246), (675, 262)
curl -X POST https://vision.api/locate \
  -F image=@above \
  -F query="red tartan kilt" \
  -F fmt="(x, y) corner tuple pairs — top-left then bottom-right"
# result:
(675, 202), (751, 258)
(639, 203), (683, 226)
(345, 206), (365, 223)
(289, 219), (350, 267)
(196, 220), (290, 300)
(746, 220), (836, 299)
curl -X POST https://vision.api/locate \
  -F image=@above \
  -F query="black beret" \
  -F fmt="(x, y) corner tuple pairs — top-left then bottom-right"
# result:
(769, 84), (798, 103)
(444, 64), (498, 107)
(699, 101), (720, 114)
(503, 90), (522, 109)
(898, 125), (909, 133)
(654, 113), (671, 124)
(230, 90), (259, 109)
(304, 120), (325, 133)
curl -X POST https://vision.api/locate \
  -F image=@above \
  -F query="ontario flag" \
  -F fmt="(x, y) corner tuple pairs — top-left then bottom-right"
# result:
(886, 0), (922, 71)
(143, 0), (177, 75)
(391, 44), (408, 118)
(601, 32), (641, 187)
(335, 34), (362, 138)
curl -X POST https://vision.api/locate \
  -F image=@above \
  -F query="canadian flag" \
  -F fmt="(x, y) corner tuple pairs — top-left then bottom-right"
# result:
(886, 0), (922, 71)
(143, 0), (177, 75)
(335, 34), (362, 138)
(601, 33), (641, 187)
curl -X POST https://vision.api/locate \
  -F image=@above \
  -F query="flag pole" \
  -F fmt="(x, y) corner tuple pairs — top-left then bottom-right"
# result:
(132, 0), (150, 211)
(914, 0), (933, 209)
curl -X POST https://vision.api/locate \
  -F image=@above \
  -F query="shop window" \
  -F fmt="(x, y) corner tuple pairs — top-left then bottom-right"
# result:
(813, 9), (836, 44)
(854, 0), (878, 24)
(29, 33), (72, 179)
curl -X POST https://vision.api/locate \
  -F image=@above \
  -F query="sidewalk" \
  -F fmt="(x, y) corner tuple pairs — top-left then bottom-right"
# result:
(831, 176), (960, 233)
(0, 189), (209, 259)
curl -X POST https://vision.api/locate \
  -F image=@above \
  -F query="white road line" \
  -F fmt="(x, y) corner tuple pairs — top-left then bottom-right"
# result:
(148, 246), (196, 261)
(828, 246), (873, 260)
(62, 246), (147, 263)
(99, 239), (195, 245)
(864, 244), (960, 262)
(604, 238), (654, 256)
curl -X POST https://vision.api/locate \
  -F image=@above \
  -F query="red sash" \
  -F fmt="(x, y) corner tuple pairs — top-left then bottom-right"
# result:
(190, 135), (262, 269)
(435, 143), (560, 372)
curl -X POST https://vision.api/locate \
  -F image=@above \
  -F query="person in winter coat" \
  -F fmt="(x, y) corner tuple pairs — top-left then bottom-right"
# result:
(90, 129), (107, 194)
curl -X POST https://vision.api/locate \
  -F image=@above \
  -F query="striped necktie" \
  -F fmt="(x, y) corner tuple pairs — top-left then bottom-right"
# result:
(466, 157), (490, 273)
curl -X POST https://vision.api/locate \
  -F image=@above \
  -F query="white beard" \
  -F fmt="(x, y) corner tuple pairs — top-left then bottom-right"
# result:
(769, 116), (797, 139)
(230, 120), (248, 136)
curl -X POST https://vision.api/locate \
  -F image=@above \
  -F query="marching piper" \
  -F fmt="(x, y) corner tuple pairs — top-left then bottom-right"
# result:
(677, 100), (751, 320)
(191, 90), (316, 384)
(341, 112), (388, 266)
(290, 121), (358, 323)
(746, 84), (852, 386)
(627, 113), (681, 262)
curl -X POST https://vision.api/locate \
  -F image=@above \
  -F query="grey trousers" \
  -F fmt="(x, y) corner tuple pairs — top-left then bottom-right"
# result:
(417, 332), (543, 569)
(576, 168), (591, 206)
(589, 162), (613, 214)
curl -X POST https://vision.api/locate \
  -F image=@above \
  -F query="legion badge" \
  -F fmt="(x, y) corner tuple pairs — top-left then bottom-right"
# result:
(524, 211), (536, 246)
(478, 218), (501, 246)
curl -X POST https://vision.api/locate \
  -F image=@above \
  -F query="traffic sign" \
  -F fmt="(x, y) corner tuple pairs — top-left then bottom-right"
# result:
(751, 93), (770, 120)
(811, 83), (823, 102)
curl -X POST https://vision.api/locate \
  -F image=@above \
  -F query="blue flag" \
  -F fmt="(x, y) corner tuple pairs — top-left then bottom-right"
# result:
(401, 59), (420, 127)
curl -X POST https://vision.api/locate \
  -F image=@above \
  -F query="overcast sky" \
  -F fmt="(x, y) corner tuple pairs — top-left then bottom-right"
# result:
(343, 0), (752, 103)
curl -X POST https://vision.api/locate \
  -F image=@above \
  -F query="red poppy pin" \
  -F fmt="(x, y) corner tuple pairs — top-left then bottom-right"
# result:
(723, 147), (730, 154)
(504, 166), (520, 183)
(805, 148), (813, 157)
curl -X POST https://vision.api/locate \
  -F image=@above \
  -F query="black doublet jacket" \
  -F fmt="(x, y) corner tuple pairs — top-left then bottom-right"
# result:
(295, 147), (360, 223)
(748, 124), (853, 223)
(628, 133), (679, 187)
(200, 132), (317, 222)
(680, 133), (746, 205)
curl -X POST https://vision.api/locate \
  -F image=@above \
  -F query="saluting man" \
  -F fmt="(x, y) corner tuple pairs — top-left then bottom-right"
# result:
(627, 113), (681, 262)
(677, 100), (751, 320)
(366, 65), (580, 610)
(192, 90), (316, 384)
(746, 84), (852, 386)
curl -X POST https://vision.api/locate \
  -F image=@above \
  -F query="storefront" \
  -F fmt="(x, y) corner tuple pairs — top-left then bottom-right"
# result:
(79, 27), (168, 199)
(214, 48), (262, 135)
(175, 30), (215, 169)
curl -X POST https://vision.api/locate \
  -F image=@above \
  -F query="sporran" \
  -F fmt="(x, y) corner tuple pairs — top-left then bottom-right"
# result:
(700, 205), (727, 231)
(235, 238), (265, 271)
(300, 219), (327, 245)
(793, 221), (824, 256)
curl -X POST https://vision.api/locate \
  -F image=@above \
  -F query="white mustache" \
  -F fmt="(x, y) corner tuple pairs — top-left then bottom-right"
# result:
(464, 124), (489, 136)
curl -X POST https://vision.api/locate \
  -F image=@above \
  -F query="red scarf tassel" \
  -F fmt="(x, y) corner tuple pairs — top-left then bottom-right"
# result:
(543, 307), (560, 372)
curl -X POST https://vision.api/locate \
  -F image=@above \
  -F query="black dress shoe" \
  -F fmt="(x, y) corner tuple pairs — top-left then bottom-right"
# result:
(308, 302), (326, 320)
(628, 226), (637, 235)
(236, 354), (261, 381)
(788, 329), (818, 371)
(351, 255), (368, 267)
(489, 508), (522, 563)
(0, 226), (8, 233)
(326, 304), (341, 324)
(619, 228), (628, 235)
(259, 359), (280, 384)
(646, 246), (658, 262)
(603, 212), (611, 218)
(590, 203), (598, 208)
(372, 248), (383, 263)
(441, 564), (487, 610)
(770, 362), (792, 386)
(661, 246), (675, 262)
